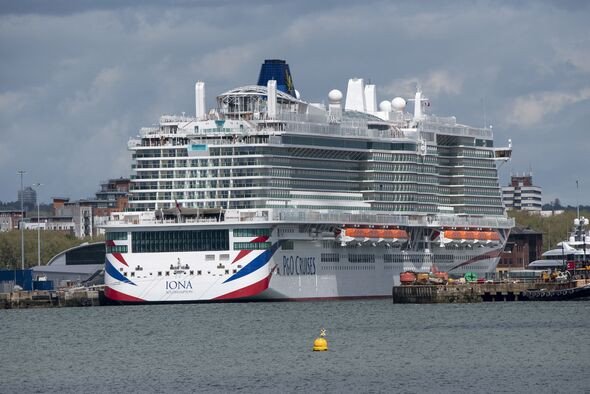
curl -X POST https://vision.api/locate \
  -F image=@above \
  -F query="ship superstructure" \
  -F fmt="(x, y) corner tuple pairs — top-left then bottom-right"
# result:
(104, 59), (514, 302)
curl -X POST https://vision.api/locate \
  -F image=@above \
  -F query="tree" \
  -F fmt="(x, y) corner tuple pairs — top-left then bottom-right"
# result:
(508, 209), (589, 252)
(0, 230), (104, 269)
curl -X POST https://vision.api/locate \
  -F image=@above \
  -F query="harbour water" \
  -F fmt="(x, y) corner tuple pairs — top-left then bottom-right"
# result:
(1, 300), (589, 393)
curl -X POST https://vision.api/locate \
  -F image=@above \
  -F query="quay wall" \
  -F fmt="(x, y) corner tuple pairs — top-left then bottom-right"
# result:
(392, 282), (578, 303)
(0, 289), (105, 309)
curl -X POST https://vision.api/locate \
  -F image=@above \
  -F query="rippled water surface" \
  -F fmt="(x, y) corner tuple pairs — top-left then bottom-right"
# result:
(1, 300), (589, 393)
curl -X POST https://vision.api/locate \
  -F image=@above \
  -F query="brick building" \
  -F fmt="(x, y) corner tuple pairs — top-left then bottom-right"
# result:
(497, 227), (543, 276)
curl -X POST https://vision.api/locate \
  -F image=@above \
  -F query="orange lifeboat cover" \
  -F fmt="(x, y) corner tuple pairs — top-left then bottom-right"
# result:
(400, 272), (417, 283)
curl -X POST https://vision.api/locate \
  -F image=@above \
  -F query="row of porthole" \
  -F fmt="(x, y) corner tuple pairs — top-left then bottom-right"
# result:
(320, 266), (376, 271)
(121, 266), (243, 278)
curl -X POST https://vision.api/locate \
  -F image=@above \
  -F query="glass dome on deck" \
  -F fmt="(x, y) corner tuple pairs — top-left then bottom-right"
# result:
(216, 85), (305, 119)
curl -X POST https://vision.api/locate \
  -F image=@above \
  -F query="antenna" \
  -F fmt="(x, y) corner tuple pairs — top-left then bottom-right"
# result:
(408, 84), (428, 121)
(482, 96), (487, 130)
(576, 179), (580, 218)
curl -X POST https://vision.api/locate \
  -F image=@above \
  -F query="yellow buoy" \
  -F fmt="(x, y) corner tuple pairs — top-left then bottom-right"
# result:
(313, 328), (328, 351)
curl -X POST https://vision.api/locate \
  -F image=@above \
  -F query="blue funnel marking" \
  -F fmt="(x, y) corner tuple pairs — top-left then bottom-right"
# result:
(257, 59), (296, 97)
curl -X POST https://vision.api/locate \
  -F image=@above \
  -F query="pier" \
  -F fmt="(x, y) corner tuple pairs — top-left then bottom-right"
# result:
(0, 287), (106, 309)
(392, 280), (590, 303)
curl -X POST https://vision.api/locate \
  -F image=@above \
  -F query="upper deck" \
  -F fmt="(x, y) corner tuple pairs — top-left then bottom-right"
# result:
(124, 59), (511, 220)
(106, 208), (514, 231)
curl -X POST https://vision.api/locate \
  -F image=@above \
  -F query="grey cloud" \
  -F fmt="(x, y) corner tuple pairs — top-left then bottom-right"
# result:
(1, 0), (589, 206)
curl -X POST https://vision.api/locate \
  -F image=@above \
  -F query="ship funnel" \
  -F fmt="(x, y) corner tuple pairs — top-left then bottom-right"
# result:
(364, 84), (376, 113)
(345, 78), (366, 112)
(413, 88), (422, 120)
(195, 81), (206, 120)
(411, 87), (429, 121)
(257, 59), (296, 97)
(267, 80), (277, 119)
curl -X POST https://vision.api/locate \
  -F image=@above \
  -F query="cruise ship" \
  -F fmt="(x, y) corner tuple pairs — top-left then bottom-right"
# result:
(104, 59), (514, 302)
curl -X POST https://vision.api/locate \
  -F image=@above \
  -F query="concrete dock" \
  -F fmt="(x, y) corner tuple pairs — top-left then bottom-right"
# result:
(0, 288), (105, 309)
(392, 280), (589, 303)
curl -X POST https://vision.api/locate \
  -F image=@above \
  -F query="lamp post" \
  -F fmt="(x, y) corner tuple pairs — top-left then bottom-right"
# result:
(17, 170), (26, 270)
(33, 183), (43, 266)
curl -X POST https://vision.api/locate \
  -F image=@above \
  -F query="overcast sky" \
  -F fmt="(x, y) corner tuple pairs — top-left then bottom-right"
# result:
(1, 0), (588, 206)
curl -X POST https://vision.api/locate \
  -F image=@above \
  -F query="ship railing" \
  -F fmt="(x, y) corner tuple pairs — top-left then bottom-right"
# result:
(128, 139), (141, 148)
(139, 127), (160, 136)
(278, 122), (400, 140)
(160, 114), (196, 123)
(105, 209), (514, 228)
(430, 215), (515, 228)
(267, 209), (513, 228)
(106, 217), (221, 226)
(421, 118), (493, 139)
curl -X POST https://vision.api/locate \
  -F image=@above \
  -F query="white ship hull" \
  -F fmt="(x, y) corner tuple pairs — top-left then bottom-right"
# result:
(104, 229), (503, 303)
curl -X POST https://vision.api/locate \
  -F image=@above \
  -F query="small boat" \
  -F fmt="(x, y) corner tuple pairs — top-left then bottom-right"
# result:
(524, 282), (590, 301)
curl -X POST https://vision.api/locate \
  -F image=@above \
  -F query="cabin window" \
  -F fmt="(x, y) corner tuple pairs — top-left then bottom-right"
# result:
(234, 242), (271, 250)
(106, 231), (128, 241)
(233, 228), (271, 237)
(106, 245), (128, 254)
(131, 229), (229, 253)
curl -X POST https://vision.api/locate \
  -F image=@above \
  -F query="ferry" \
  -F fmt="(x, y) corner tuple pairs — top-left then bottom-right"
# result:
(104, 59), (514, 302)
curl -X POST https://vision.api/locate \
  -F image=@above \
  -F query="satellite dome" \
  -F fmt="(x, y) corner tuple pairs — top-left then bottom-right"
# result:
(392, 97), (406, 111)
(328, 89), (343, 102)
(379, 100), (392, 112)
(295, 89), (301, 99)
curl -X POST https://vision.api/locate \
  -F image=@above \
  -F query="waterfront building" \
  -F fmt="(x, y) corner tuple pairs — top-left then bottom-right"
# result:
(0, 210), (25, 232)
(502, 173), (542, 212)
(497, 226), (543, 277)
(94, 178), (130, 214)
(52, 198), (92, 238)
(31, 242), (105, 287)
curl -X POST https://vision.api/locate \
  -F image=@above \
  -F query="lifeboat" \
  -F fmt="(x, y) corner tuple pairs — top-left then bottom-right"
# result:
(442, 230), (500, 241)
(400, 271), (416, 284)
(343, 228), (409, 239)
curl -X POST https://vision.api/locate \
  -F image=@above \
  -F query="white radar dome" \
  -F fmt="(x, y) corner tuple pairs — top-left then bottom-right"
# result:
(328, 89), (343, 102)
(379, 100), (392, 112)
(392, 97), (406, 111)
(295, 89), (301, 99)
